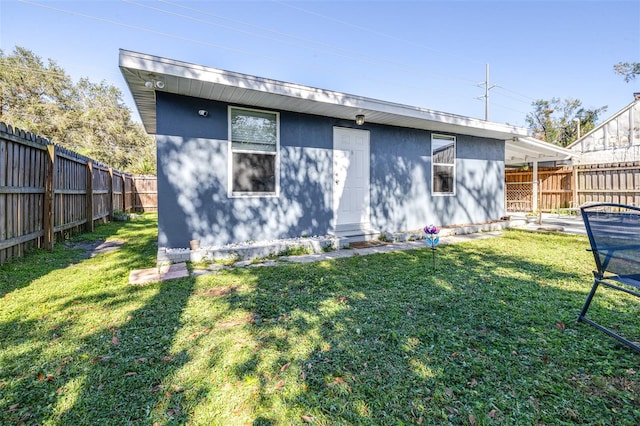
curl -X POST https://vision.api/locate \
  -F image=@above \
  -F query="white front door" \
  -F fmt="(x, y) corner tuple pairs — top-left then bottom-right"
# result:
(333, 127), (370, 230)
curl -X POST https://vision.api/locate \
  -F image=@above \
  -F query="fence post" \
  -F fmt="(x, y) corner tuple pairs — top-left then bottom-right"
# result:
(504, 177), (507, 216)
(43, 145), (55, 250)
(86, 161), (94, 232)
(572, 166), (578, 207)
(532, 161), (539, 212)
(108, 167), (114, 220)
(122, 174), (128, 213)
(538, 179), (543, 222)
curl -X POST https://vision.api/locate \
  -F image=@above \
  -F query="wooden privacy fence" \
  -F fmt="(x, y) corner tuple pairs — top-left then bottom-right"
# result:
(131, 174), (158, 213)
(0, 122), (157, 264)
(505, 167), (573, 212)
(505, 162), (640, 212)
(574, 162), (640, 207)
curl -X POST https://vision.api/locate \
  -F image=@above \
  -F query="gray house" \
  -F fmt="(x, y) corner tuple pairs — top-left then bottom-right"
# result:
(119, 49), (538, 250)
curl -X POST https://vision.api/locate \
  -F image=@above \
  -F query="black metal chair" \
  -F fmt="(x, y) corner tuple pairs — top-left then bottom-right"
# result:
(579, 203), (640, 352)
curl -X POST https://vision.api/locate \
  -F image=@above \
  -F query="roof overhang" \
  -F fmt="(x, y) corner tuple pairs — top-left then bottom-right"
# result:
(119, 49), (530, 142)
(505, 136), (576, 165)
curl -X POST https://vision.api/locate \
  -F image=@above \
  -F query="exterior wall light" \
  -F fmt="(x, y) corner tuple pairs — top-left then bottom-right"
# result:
(355, 114), (365, 125)
(144, 80), (165, 89)
(198, 110), (208, 117)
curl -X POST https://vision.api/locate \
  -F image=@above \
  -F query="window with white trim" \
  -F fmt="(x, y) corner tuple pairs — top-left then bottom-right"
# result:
(432, 134), (456, 195)
(229, 107), (279, 196)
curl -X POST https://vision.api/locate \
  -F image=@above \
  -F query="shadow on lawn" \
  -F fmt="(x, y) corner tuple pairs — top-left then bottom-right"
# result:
(0, 217), (156, 297)
(3, 226), (638, 424)
(0, 215), (195, 425)
(0, 241), (91, 297)
(207, 233), (640, 424)
(54, 277), (196, 424)
(0, 220), (143, 369)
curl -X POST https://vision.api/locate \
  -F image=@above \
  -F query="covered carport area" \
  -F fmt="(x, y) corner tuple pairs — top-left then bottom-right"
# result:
(504, 137), (576, 213)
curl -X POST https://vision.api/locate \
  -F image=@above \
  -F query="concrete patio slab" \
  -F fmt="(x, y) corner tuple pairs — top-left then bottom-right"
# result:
(129, 262), (189, 285)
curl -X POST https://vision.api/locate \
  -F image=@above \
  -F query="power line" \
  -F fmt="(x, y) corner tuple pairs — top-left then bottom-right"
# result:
(126, 0), (519, 116)
(17, 0), (279, 62)
(14, 0), (538, 121)
(490, 102), (530, 117)
(124, 0), (480, 86)
(158, 0), (538, 117)
(494, 86), (538, 102)
(17, 0), (479, 101)
(273, 0), (484, 67)
(124, 0), (409, 69)
(154, 0), (387, 64)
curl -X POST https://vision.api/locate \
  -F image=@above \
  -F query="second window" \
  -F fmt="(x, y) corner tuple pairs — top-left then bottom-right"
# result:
(432, 134), (456, 195)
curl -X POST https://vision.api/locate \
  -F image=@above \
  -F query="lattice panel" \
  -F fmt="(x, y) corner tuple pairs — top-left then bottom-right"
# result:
(506, 182), (533, 212)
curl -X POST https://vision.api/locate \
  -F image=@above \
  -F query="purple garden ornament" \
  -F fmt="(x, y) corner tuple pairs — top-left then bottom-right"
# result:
(424, 224), (440, 270)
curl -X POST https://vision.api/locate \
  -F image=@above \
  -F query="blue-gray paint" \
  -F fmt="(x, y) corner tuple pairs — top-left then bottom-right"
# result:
(157, 92), (227, 139)
(156, 93), (505, 248)
(369, 128), (504, 232)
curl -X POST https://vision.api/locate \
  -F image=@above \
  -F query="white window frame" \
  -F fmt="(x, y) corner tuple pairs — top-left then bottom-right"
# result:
(431, 134), (456, 196)
(228, 106), (280, 198)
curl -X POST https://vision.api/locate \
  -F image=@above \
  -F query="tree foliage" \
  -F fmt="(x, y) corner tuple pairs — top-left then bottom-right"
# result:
(525, 98), (607, 147)
(0, 46), (155, 174)
(613, 61), (640, 83)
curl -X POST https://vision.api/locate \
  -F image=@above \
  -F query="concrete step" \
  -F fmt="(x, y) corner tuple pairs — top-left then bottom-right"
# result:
(331, 228), (381, 247)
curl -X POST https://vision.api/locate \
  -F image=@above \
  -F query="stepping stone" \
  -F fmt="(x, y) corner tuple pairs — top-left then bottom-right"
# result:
(536, 225), (565, 232)
(129, 262), (189, 285)
(67, 239), (124, 258)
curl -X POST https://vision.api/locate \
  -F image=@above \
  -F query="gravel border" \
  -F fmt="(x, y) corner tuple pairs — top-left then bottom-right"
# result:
(158, 218), (522, 266)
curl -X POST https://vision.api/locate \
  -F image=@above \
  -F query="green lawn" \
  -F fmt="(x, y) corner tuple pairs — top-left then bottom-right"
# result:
(1, 215), (639, 425)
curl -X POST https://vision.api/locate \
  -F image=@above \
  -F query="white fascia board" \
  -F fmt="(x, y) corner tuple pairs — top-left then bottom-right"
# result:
(506, 137), (577, 163)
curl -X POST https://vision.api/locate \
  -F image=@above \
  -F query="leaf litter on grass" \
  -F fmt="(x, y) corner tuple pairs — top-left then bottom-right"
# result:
(1, 223), (639, 425)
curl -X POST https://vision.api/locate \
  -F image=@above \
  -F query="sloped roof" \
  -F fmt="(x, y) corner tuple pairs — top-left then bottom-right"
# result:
(505, 136), (575, 164)
(566, 98), (639, 150)
(119, 49), (529, 138)
(119, 49), (574, 165)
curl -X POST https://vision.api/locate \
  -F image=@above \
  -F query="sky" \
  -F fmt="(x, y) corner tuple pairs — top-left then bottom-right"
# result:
(1, 0), (639, 128)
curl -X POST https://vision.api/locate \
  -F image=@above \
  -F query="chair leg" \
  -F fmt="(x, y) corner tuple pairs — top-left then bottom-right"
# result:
(576, 278), (640, 353)
(577, 279), (600, 322)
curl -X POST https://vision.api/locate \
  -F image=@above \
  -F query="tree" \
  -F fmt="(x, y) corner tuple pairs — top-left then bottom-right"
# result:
(614, 62), (640, 82)
(0, 46), (155, 174)
(525, 98), (607, 147)
(71, 78), (155, 171)
(0, 46), (77, 138)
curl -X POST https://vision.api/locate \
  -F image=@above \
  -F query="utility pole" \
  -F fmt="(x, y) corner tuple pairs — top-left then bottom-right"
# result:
(477, 63), (497, 121)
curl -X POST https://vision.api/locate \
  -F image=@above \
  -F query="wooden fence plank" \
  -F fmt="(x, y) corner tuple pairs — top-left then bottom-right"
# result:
(17, 143), (24, 257)
(86, 161), (94, 232)
(108, 167), (114, 220)
(0, 138), (6, 263)
(7, 141), (15, 258)
(28, 147), (34, 250)
(43, 144), (55, 250)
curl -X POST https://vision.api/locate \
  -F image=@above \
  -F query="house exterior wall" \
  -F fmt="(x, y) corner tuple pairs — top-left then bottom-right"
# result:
(156, 92), (505, 248)
(570, 101), (640, 164)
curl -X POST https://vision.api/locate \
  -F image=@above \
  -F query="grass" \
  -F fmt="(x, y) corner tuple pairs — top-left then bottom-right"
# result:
(1, 215), (639, 425)
(277, 245), (314, 257)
